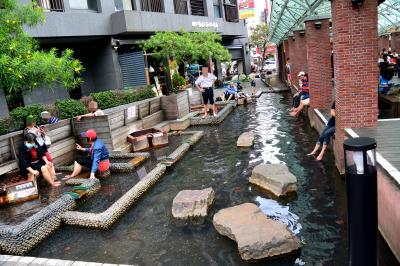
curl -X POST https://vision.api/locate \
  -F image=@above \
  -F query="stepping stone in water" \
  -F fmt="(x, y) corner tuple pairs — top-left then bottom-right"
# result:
(237, 131), (255, 147)
(250, 164), (297, 198)
(213, 203), (301, 261)
(172, 187), (215, 220)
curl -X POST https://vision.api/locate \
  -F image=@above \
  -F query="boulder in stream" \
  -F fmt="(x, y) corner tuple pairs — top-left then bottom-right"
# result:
(213, 203), (301, 261)
(172, 187), (215, 220)
(250, 164), (297, 197)
(237, 132), (255, 147)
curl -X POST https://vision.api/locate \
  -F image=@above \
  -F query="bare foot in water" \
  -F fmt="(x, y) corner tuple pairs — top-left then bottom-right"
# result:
(52, 181), (61, 187)
(202, 114), (208, 118)
(307, 153), (316, 156)
(289, 111), (298, 117)
(316, 154), (324, 161)
(62, 175), (73, 180)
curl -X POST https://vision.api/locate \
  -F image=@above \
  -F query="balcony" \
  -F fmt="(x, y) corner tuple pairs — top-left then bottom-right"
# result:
(35, 0), (65, 12)
(224, 3), (239, 22)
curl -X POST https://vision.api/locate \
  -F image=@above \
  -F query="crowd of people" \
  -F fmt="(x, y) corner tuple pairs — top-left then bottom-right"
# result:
(18, 100), (110, 188)
(379, 48), (400, 94)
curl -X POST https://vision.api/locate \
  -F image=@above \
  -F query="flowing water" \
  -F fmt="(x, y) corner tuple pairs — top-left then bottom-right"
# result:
(29, 79), (351, 265)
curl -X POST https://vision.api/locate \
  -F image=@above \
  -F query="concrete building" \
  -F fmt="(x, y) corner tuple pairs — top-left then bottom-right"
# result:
(0, 0), (251, 116)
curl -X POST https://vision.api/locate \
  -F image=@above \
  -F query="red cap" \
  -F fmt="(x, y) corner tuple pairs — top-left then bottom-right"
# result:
(81, 129), (97, 141)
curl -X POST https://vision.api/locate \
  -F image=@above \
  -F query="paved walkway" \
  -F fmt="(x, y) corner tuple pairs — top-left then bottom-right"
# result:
(0, 255), (135, 266)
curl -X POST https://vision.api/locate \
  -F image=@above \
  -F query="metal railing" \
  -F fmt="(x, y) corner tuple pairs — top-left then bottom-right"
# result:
(174, 0), (188, 15)
(190, 0), (206, 16)
(35, 0), (64, 12)
(141, 0), (164, 12)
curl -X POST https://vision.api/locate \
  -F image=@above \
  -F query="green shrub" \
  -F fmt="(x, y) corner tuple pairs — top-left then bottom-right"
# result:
(239, 74), (252, 82)
(9, 104), (47, 128)
(172, 73), (187, 94)
(0, 118), (8, 135)
(132, 86), (157, 101)
(55, 99), (88, 119)
(90, 91), (121, 109)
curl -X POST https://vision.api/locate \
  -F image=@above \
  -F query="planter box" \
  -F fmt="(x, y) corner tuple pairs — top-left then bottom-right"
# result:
(127, 128), (168, 152)
(161, 90), (190, 120)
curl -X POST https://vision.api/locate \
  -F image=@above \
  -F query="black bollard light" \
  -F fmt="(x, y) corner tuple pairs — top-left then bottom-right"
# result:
(344, 137), (378, 266)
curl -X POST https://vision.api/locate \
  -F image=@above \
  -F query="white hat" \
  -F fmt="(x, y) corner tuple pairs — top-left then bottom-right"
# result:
(298, 71), (305, 77)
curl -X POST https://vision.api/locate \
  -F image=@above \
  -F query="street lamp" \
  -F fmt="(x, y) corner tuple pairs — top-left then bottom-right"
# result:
(343, 137), (378, 266)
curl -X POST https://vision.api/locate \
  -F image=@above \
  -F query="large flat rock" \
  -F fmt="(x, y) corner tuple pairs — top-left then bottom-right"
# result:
(172, 187), (215, 219)
(213, 203), (301, 261)
(237, 132), (255, 147)
(250, 164), (297, 197)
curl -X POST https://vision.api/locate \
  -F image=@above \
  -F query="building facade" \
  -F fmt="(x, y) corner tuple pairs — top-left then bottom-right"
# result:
(0, 0), (250, 117)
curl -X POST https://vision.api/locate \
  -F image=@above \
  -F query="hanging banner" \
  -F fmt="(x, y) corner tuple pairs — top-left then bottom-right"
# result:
(238, 0), (255, 19)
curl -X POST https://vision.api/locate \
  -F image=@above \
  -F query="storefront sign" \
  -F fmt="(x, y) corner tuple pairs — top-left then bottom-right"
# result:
(192, 21), (218, 28)
(238, 0), (255, 19)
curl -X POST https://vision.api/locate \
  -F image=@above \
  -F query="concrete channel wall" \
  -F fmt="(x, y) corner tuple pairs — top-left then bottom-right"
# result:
(307, 106), (400, 261)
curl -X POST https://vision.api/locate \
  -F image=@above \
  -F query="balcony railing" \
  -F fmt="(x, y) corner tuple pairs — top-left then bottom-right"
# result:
(190, 0), (206, 16)
(224, 3), (239, 22)
(141, 0), (164, 12)
(35, 0), (64, 12)
(174, 0), (188, 15)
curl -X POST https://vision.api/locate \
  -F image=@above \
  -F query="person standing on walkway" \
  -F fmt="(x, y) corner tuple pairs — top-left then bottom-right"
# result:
(195, 67), (218, 118)
(285, 58), (292, 85)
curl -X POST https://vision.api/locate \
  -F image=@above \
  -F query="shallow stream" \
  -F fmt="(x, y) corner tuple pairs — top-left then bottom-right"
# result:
(29, 80), (350, 265)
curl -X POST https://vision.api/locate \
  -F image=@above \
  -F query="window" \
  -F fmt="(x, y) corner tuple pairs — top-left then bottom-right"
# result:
(140, 0), (164, 12)
(69, 0), (98, 11)
(35, 0), (64, 11)
(224, 0), (238, 22)
(213, 0), (221, 18)
(115, 0), (134, 11)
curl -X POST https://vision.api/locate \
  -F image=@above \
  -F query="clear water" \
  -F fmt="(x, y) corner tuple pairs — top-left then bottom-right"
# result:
(29, 79), (350, 265)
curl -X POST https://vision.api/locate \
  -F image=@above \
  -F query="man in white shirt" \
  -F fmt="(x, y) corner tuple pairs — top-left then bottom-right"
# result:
(195, 67), (218, 118)
(76, 101), (105, 121)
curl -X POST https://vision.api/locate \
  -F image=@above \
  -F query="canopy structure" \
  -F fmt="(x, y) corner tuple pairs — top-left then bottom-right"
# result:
(268, 0), (400, 44)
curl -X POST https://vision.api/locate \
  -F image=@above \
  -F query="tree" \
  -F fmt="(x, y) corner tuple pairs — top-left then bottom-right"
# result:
(250, 23), (269, 66)
(0, 0), (83, 98)
(142, 31), (231, 93)
(142, 31), (231, 66)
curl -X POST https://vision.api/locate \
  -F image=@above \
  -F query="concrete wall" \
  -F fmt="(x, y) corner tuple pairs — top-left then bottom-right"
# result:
(111, 11), (247, 36)
(23, 85), (70, 106)
(77, 39), (123, 93)
(24, 0), (247, 38)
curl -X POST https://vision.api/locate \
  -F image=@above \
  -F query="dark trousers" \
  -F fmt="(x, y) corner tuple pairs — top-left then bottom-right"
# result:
(318, 125), (335, 145)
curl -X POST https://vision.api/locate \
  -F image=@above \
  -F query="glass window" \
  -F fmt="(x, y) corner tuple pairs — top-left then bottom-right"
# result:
(213, 5), (221, 18)
(115, 0), (133, 11)
(69, 0), (87, 9)
(69, 0), (98, 10)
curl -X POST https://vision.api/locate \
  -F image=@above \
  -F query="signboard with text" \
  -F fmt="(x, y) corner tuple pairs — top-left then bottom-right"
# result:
(238, 0), (255, 19)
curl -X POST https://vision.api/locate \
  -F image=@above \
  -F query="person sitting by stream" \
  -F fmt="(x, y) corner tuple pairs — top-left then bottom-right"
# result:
(307, 101), (336, 161)
(76, 101), (104, 121)
(24, 115), (56, 177)
(18, 133), (61, 187)
(223, 82), (239, 101)
(64, 129), (110, 180)
(290, 72), (310, 117)
(41, 111), (59, 124)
